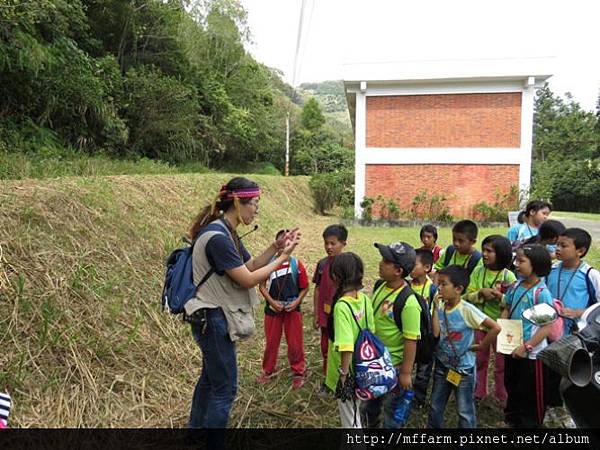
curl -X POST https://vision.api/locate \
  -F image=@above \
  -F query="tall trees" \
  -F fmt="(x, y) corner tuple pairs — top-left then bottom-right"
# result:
(531, 84), (600, 211)
(292, 98), (353, 175)
(1, 0), (351, 171)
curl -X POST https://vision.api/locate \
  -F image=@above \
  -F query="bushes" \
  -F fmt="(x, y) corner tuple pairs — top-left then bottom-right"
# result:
(359, 197), (374, 221)
(409, 190), (452, 222)
(309, 170), (354, 214)
(472, 186), (520, 222)
(357, 192), (453, 223)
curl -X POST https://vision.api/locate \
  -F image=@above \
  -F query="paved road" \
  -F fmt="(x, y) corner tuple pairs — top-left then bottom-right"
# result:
(552, 216), (600, 242)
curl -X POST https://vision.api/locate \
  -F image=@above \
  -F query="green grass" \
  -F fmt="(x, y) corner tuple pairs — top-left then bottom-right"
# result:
(1, 173), (598, 428)
(553, 211), (600, 221)
(0, 150), (211, 180)
(0, 150), (283, 180)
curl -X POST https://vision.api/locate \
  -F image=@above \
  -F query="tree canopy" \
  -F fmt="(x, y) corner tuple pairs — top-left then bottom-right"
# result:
(531, 83), (600, 212)
(0, 0), (352, 173)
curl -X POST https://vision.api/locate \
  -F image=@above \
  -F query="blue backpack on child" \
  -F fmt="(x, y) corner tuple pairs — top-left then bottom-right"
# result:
(338, 300), (397, 400)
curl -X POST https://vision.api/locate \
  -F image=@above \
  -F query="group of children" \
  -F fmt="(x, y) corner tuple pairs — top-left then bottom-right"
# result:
(256, 200), (600, 429)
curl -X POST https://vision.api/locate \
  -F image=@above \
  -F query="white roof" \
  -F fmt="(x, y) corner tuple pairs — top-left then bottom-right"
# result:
(342, 56), (554, 84)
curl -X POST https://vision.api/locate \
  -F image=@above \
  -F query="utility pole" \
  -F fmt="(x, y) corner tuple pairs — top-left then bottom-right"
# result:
(287, 0), (310, 177)
(285, 111), (290, 176)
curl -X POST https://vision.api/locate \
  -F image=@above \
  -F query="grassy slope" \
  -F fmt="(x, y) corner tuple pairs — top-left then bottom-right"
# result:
(1, 174), (598, 427)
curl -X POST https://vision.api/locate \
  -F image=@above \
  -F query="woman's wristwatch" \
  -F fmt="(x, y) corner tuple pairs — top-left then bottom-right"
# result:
(338, 367), (349, 376)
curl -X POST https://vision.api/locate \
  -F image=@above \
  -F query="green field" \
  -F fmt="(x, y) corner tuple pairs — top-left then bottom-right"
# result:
(1, 174), (596, 428)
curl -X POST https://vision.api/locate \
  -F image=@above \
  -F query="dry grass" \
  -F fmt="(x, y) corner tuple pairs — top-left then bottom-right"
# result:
(0, 174), (334, 427)
(1, 174), (597, 428)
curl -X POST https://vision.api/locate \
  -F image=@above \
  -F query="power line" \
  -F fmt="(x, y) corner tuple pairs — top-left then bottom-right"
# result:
(287, 0), (314, 177)
(296, 0), (316, 89)
(294, 0), (315, 88)
(291, 0), (307, 88)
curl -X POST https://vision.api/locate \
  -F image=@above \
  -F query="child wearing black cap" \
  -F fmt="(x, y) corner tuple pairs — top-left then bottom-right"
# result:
(361, 242), (421, 428)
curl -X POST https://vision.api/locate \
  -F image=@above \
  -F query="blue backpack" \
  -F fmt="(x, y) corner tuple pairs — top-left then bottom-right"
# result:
(338, 300), (397, 401)
(161, 236), (215, 315)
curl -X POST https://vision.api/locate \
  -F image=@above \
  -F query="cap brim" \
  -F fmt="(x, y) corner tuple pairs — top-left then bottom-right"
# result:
(374, 243), (395, 262)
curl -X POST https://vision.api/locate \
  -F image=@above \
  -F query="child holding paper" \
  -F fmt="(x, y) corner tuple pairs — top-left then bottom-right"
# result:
(501, 244), (553, 428)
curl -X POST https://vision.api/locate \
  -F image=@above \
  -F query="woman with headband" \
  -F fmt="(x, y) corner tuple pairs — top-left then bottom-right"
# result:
(184, 176), (301, 429)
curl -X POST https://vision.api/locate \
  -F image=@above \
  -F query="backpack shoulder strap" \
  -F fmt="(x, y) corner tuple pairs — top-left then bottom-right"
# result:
(374, 279), (385, 293)
(429, 283), (438, 304)
(443, 245), (455, 266)
(289, 256), (298, 283)
(392, 285), (416, 333)
(585, 266), (598, 307)
(337, 300), (362, 331)
(533, 286), (545, 305)
(466, 250), (482, 274)
(191, 230), (226, 287)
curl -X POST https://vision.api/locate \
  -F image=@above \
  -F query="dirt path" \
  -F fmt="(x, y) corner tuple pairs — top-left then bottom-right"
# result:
(552, 216), (600, 241)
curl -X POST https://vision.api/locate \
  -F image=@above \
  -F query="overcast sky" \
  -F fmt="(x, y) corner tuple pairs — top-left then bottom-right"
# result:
(240, 0), (600, 112)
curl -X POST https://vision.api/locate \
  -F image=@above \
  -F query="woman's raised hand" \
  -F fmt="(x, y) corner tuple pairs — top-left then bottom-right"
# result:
(274, 227), (299, 251)
(282, 228), (301, 255)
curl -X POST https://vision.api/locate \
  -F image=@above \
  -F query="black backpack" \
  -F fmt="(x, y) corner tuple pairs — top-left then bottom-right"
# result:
(373, 280), (437, 365)
(442, 245), (481, 276)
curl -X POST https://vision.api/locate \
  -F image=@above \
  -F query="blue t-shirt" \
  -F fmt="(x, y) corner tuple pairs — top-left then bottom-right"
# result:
(199, 222), (251, 275)
(505, 280), (553, 357)
(546, 261), (600, 334)
(435, 300), (488, 372)
(507, 223), (538, 245)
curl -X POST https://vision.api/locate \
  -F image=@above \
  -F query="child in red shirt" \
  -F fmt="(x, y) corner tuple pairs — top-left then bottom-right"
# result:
(257, 229), (309, 389)
(312, 224), (347, 392)
(420, 224), (442, 263)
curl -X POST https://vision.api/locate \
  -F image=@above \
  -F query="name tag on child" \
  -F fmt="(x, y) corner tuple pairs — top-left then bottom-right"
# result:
(497, 319), (523, 355)
(446, 369), (462, 387)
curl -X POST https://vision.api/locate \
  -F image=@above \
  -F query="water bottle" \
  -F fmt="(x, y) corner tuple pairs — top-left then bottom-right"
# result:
(392, 389), (414, 426)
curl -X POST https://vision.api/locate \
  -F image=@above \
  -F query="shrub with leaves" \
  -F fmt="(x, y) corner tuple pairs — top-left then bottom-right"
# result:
(309, 170), (354, 214)
(409, 190), (452, 222)
(360, 196), (374, 221)
(473, 186), (520, 222)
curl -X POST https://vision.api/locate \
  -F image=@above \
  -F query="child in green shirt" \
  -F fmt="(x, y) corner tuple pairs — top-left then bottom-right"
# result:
(325, 252), (375, 428)
(361, 242), (421, 428)
(465, 235), (516, 404)
(434, 220), (482, 276)
(411, 248), (438, 408)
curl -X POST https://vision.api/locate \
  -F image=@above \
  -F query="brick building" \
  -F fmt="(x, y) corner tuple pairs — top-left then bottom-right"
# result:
(343, 58), (552, 218)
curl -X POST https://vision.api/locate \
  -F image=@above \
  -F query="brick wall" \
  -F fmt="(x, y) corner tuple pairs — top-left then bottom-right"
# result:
(366, 93), (522, 148)
(365, 164), (520, 218)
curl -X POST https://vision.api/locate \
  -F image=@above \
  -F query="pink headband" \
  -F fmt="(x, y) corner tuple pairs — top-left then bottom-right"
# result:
(219, 185), (261, 200)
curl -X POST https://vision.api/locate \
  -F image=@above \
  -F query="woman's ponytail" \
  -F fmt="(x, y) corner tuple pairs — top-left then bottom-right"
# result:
(188, 194), (221, 240)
